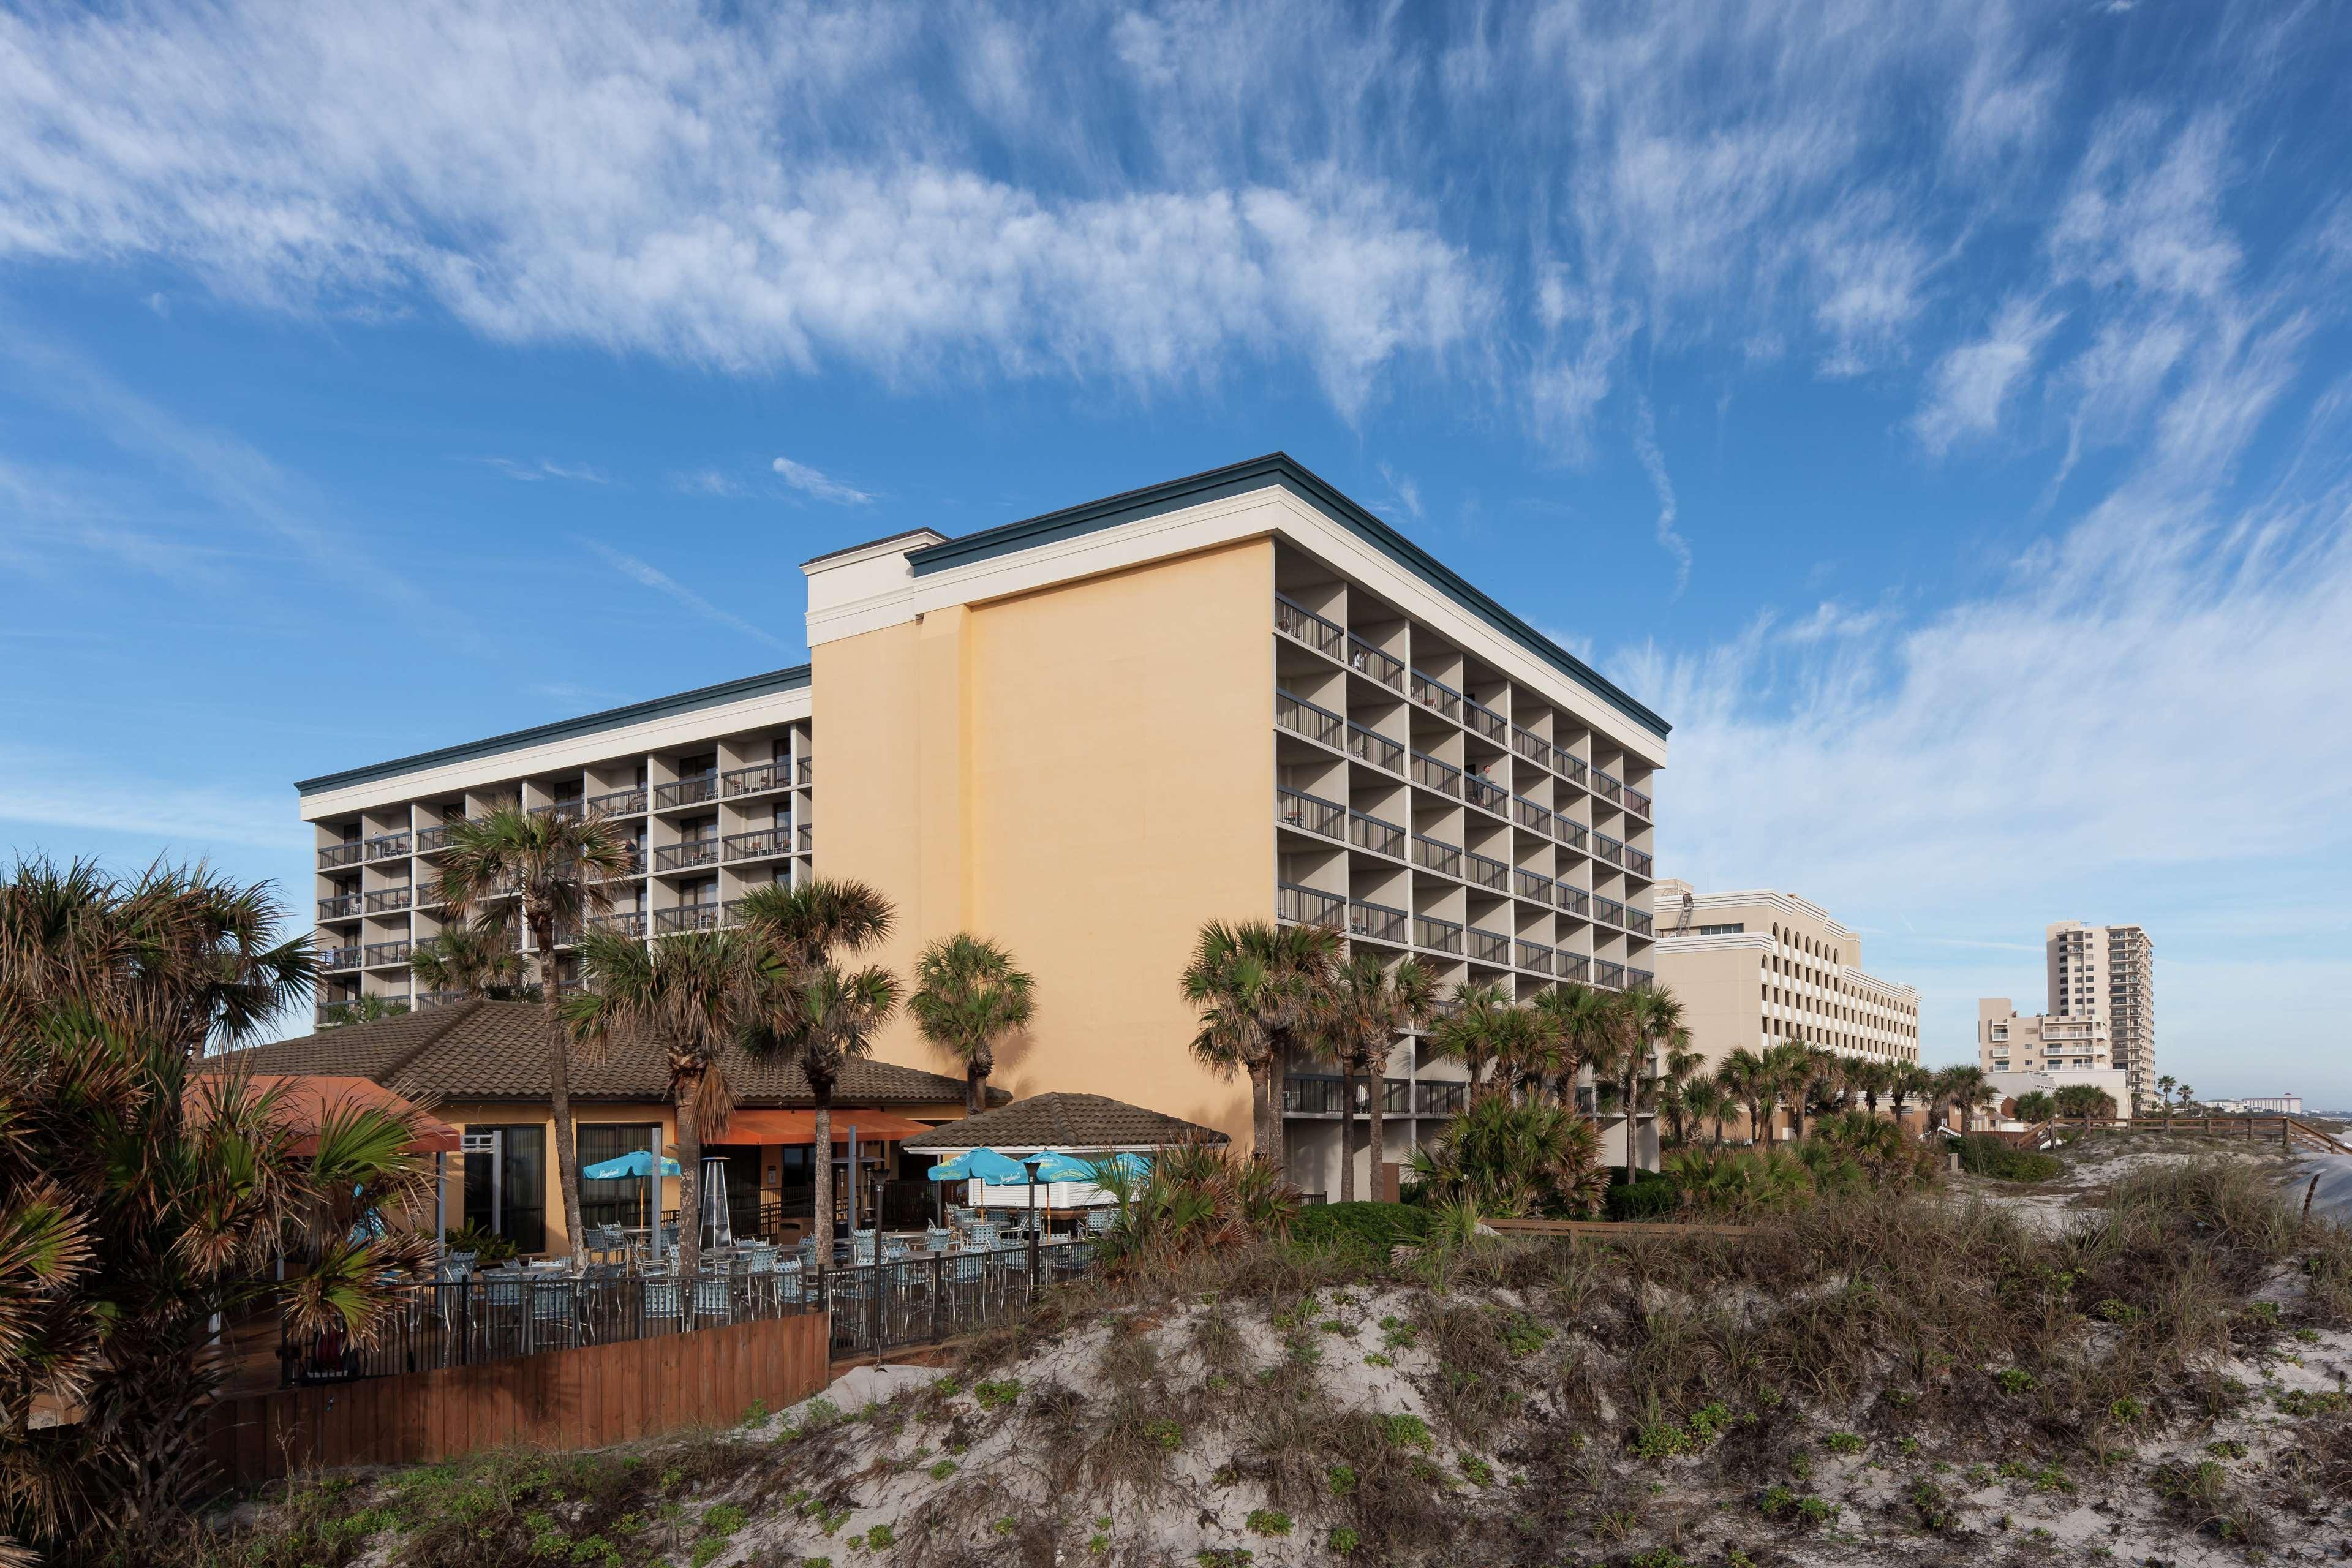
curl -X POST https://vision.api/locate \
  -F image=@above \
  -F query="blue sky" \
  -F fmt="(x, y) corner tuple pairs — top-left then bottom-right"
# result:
(3, 1), (2349, 1100)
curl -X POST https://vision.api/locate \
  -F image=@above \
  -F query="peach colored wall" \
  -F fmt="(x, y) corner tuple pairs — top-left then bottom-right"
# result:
(814, 538), (1276, 1146)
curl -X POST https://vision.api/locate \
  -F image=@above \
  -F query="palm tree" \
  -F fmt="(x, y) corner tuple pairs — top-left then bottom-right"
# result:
(1531, 982), (1619, 1110)
(1889, 1063), (1931, 1129)
(2158, 1074), (2179, 1130)
(320, 993), (409, 1025)
(1425, 982), (1524, 1101)
(567, 928), (743, 1281)
(1682, 1076), (1732, 1147)
(1847, 1058), (1888, 1114)
(1653, 1042), (1710, 1149)
(1613, 987), (1686, 1186)
(1766, 1040), (1828, 1140)
(734, 879), (898, 1245)
(410, 924), (533, 1000)
(1309, 952), (1435, 1202)
(1939, 1065), (1994, 1135)
(436, 804), (632, 1265)
(1717, 1047), (1776, 1144)
(2053, 1082), (2116, 1134)
(1179, 920), (1338, 1169)
(908, 933), (1035, 1115)
(2012, 1090), (2056, 1126)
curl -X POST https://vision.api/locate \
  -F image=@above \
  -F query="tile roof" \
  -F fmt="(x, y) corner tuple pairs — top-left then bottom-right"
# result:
(222, 1000), (978, 1109)
(900, 1091), (1229, 1151)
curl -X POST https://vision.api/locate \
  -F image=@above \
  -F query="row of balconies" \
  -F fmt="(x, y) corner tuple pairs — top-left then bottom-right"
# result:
(1282, 1076), (1468, 1118)
(1276, 788), (1653, 936)
(318, 827), (812, 921)
(1276, 595), (1652, 820)
(1276, 882), (1653, 989)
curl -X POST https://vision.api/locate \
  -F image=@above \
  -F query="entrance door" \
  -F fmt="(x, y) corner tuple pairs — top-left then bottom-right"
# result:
(462, 1130), (501, 1237)
(461, 1125), (547, 1254)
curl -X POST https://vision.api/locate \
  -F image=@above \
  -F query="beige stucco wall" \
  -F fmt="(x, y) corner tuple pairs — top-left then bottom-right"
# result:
(815, 538), (1276, 1146)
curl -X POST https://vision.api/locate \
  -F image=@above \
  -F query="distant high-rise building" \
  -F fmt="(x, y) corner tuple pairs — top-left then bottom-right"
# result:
(2046, 921), (2155, 1109)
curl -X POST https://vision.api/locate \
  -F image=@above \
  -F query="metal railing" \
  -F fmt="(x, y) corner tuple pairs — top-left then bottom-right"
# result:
(1626, 847), (1653, 877)
(654, 775), (720, 810)
(1410, 833), (1460, 878)
(1556, 884), (1591, 918)
(1275, 690), (1345, 748)
(587, 787), (650, 816)
(1351, 899), (1409, 944)
(1513, 796), (1555, 835)
(1463, 699), (1506, 742)
(1515, 868), (1555, 903)
(1408, 670), (1461, 721)
(1510, 726), (1548, 767)
(1624, 785), (1651, 818)
(1348, 810), (1406, 859)
(1346, 722), (1406, 774)
(413, 823), (456, 853)
(1465, 851), (1509, 892)
(1553, 748), (1586, 785)
(316, 945), (361, 971)
(1595, 960), (1627, 989)
(318, 894), (361, 920)
(365, 832), (411, 861)
(1411, 750), (1461, 797)
(1594, 895), (1627, 928)
(1346, 635), (1404, 690)
(1556, 818), (1590, 851)
(1517, 940), (1556, 975)
(1594, 834), (1626, 869)
(1557, 952), (1593, 983)
(1625, 967), (1655, 990)
(364, 940), (411, 967)
(654, 840), (720, 872)
(1417, 1080), (1466, 1116)
(1591, 769), (1624, 805)
(1275, 595), (1345, 658)
(796, 756), (814, 786)
(723, 827), (794, 861)
(1467, 927), (1510, 965)
(1276, 786), (1345, 840)
(1626, 907), (1654, 937)
(1414, 913), (1464, 954)
(318, 842), (363, 869)
(415, 990), (469, 1011)
(588, 910), (649, 938)
(653, 905), (723, 935)
(1278, 882), (1346, 930)
(1284, 1076), (1413, 1115)
(1463, 774), (1507, 813)
(797, 822), (814, 853)
(363, 887), (412, 914)
(722, 762), (788, 797)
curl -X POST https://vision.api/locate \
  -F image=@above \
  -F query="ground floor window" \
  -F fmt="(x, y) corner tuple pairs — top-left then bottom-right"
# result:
(461, 1123), (547, 1254)
(579, 1122), (659, 1231)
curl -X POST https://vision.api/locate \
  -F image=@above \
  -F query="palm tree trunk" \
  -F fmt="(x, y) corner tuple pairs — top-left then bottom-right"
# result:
(965, 1064), (987, 1117)
(1265, 1052), (1288, 1174)
(675, 1076), (703, 1287)
(1365, 1063), (1387, 1204)
(812, 1085), (835, 1260)
(1247, 1061), (1275, 1165)
(1338, 1067), (1359, 1204)
(1623, 1061), (1640, 1186)
(537, 921), (587, 1268)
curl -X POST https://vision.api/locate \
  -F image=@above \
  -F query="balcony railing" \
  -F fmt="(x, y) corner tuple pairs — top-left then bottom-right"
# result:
(1414, 913), (1463, 954)
(1593, 895), (1627, 928)
(1348, 810), (1406, 859)
(1625, 907), (1654, 937)
(1416, 1080), (1466, 1117)
(1345, 635), (1404, 691)
(317, 842), (363, 869)
(1283, 1076), (1415, 1116)
(363, 888), (412, 914)
(1556, 884), (1591, 918)
(1408, 670), (1461, 721)
(1467, 927), (1510, 965)
(1591, 769), (1624, 805)
(1624, 784), (1651, 819)
(364, 940), (411, 967)
(654, 840), (720, 872)
(530, 801), (586, 823)
(1276, 786), (1344, 841)
(1464, 851), (1509, 892)
(1552, 748), (1586, 785)
(365, 832), (411, 861)
(654, 775), (720, 810)
(590, 848), (646, 880)
(1594, 834), (1626, 869)
(315, 945), (361, 971)
(1463, 699), (1506, 742)
(415, 990), (469, 1011)
(413, 823), (458, 853)
(796, 821), (813, 853)
(1274, 595), (1345, 659)
(1351, 900), (1409, 944)
(723, 827), (794, 862)
(1556, 818), (1589, 852)
(1556, 952), (1592, 984)
(653, 905), (723, 936)
(318, 894), (361, 920)
(1510, 726), (1548, 767)
(1595, 960), (1627, 989)
(796, 756), (813, 786)
(1517, 940), (1555, 975)
(1626, 847), (1654, 878)
(1345, 722), (1405, 774)
(587, 787), (649, 816)
(1275, 690), (1344, 748)
(1278, 882), (1346, 930)
(1512, 795), (1554, 835)
(1412, 835), (1461, 878)
(723, 762), (788, 797)
(1625, 967), (1655, 990)
(1514, 868), (1555, 903)
(1463, 774), (1506, 814)
(1411, 750), (1461, 797)
(587, 910), (649, 938)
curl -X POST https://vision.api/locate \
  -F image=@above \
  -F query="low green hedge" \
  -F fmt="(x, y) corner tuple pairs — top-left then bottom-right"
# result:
(1289, 1202), (1433, 1260)
(1604, 1169), (1681, 1221)
(1955, 1133), (2063, 1182)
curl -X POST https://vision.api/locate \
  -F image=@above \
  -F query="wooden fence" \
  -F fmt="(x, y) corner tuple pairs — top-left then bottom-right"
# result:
(1995, 1116), (2351, 1156)
(202, 1308), (829, 1486)
(1485, 1218), (1752, 1240)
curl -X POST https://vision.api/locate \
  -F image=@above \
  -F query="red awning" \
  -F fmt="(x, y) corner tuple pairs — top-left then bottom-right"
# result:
(187, 1074), (462, 1156)
(701, 1109), (934, 1147)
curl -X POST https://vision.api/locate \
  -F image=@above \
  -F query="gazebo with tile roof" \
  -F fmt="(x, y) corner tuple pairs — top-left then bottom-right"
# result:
(900, 1091), (1227, 1154)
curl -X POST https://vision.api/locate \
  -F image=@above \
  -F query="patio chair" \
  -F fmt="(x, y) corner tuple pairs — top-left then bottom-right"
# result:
(641, 1276), (683, 1335)
(850, 1231), (878, 1266)
(880, 1235), (910, 1264)
(773, 1257), (805, 1308)
(527, 1277), (579, 1351)
(690, 1270), (733, 1323)
(923, 1224), (952, 1253)
(1083, 1207), (1117, 1236)
(794, 1237), (820, 1272)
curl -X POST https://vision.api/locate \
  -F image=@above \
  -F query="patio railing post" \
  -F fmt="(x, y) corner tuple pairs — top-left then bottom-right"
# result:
(1027, 1229), (1040, 1302)
(930, 1255), (943, 1344)
(868, 1261), (882, 1351)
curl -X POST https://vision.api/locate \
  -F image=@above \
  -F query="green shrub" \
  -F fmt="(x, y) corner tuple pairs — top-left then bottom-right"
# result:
(1329, 1525), (1361, 1553)
(974, 1379), (1022, 1410)
(1243, 1509), (1292, 1537)
(1604, 1168), (1681, 1221)
(1381, 1413), (1434, 1450)
(1327, 1463), (1359, 1496)
(1823, 1431), (1864, 1455)
(1955, 1134), (2062, 1182)
(1286, 1202), (1433, 1259)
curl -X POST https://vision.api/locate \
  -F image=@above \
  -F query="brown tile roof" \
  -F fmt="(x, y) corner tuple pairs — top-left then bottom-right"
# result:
(221, 1000), (979, 1109)
(900, 1091), (1228, 1152)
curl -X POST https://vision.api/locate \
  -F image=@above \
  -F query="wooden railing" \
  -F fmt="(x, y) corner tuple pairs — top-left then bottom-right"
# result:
(1485, 1218), (1752, 1240)
(1999, 1115), (2351, 1156)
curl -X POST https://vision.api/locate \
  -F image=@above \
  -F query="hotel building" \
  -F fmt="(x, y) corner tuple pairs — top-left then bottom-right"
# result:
(290, 455), (1669, 1219)
(1645, 881), (1920, 1076)
(1977, 997), (2130, 1120)
(2046, 920), (2156, 1109)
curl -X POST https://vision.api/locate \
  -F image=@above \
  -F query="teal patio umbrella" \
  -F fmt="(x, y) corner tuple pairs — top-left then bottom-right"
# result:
(582, 1149), (682, 1259)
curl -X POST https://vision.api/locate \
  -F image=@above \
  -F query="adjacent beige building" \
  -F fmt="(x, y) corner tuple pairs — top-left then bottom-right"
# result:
(2046, 921), (2155, 1109)
(1978, 998), (2131, 1120)
(1647, 881), (1920, 1075)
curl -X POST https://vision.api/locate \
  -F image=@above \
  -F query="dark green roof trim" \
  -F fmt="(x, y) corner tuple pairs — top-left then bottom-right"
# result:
(903, 453), (1670, 740)
(295, 665), (812, 796)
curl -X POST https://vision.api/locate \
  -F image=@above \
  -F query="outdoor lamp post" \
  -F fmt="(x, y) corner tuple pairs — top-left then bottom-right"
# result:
(1022, 1155), (1044, 1297)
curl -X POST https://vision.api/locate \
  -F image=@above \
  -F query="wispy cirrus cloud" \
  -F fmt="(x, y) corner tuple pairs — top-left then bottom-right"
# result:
(579, 539), (788, 650)
(771, 456), (873, 506)
(475, 456), (609, 484)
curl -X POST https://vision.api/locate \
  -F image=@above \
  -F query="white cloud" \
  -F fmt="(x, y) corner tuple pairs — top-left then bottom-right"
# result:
(673, 470), (748, 499)
(1373, 462), (1422, 522)
(477, 456), (609, 484)
(1629, 396), (1692, 598)
(579, 539), (788, 650)
(771, 456), (873, 506)
(1912, 295), (2064, 453)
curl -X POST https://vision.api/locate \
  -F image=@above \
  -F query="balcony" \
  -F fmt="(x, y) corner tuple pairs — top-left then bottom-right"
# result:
(1626, 907), (1655, 937)
(315, 945), (361, 971)
(586, 787), (649, 816)
(1344, 721), (1405, 774)
(1345, 635), (1404, 692)
(1278, 882), (1346, 930)
(364, 832), (411, 861)
(652, 905), (723, 936)
(1624, 784), (1652, 820)
(722, 827), (794, 862)
(1467, 927), (1510, 965)
(530, 801), (586, 823)
(1626, 847), (1654, 878)
(363, 940), (412, 968)
(1283, 1076), (1415, 1116)
(1591, 769), (1625, 805)
(1414, 913), (1463, 955)
(1557, 952), (1593, 983)
(1412, 834), (1461, 878)
(1593, 834), (1626, 869)
(1555, 818), (1589, 852)
(1408, 670), (1461, 722)
(318, 894), (361, 920)
(1510, 727), (1547, 767)
(654, 775), (720, 810)
(1556, 885), (1591, 918)
(1516, 940), (1555, 975)
(1275, 689), (1344, 749)
(722, 761), (790, 797)
(1626, 967), (1655, 990)
(1463, 773), (1506, 815)
(797, 821), (813, 853)
(1410, 750), (1461, 798)
(590, 848), (646, 880)
(363, 887), (412, 914)
(1595, 960), (1627, 989)
(1416, 1080), (1466, 1117)
(1274, 595), (1346, 660)
(1514, 868), (1555, 903)
(317, 842), (363, 869)
(1462, 699), (1506, 742)
(587, 910), (649, 938)
(1512, 795), (1555, 835)
(654, 839), (720, 873)
(413, 822), (459, 853)
(415, 990), (469, 1011)
(1353, 900), (1409, 944)
(1348, 809), (1406, 859)
(796, 756), (813, 786)
(1593, 895), (1627, 928)
(1465, 851), (1509, 892)
(1277, 786), (1344, 841)
(1552, 748), (1587, 785)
